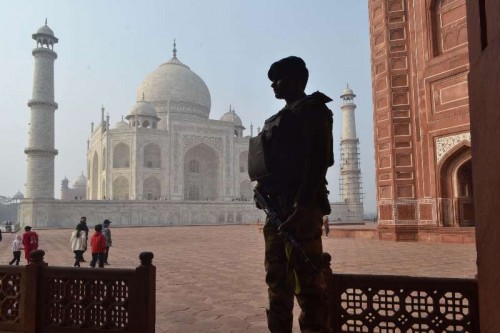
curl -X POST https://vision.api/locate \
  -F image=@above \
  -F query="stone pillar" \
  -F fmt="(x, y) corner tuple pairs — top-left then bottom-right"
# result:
(25, 22), (59, 199)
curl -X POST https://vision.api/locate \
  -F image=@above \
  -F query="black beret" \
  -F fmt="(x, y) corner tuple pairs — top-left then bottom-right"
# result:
(268, 56), (309, 82)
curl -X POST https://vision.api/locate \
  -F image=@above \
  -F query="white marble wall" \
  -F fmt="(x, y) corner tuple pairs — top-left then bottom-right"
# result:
(19, 200), (265, 228)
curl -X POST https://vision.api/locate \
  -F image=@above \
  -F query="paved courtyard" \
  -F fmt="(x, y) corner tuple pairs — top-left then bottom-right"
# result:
(0, 225), (477, 332)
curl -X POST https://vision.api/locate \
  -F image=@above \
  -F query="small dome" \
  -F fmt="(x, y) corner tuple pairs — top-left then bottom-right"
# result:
(220, 108), (243, 127)
(37, 24), (55, 36)
(341, 85), (356, 98)
(115, 120), (129, 129)
(73, 173), (87, 187)
(126, 99), (158, 120)
(12, 191), (24, 200)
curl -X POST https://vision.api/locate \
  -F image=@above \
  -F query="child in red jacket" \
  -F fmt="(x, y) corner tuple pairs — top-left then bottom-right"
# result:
(90, 224), (106, 268)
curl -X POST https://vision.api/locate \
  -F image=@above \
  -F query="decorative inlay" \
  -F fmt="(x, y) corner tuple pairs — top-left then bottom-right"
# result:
(182, 135), (222, 151)
(435, 132), (470, 163)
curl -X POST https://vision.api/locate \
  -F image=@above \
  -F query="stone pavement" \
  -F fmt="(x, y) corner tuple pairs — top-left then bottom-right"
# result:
(0, 225), (476, 332)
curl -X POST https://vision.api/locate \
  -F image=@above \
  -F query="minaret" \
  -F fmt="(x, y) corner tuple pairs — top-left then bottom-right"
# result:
(25, 20), (59, 199)
(339, 85), (363, 220)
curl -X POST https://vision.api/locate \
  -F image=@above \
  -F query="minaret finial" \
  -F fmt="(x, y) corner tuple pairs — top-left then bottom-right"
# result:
(173, 38), (177, 57)
(142, 92), (145, 101)
(45, 18), (47, 25)
(229, 104), (232, 112)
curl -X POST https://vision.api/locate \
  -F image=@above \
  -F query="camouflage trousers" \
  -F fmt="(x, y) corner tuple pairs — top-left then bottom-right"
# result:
(263, 207), (328, 333)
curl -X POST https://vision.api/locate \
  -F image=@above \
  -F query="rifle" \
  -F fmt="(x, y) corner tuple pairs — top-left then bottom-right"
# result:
(254, 188), (318, 272)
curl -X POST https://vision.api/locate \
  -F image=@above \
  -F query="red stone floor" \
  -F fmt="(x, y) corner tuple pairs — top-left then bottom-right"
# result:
(0, 225), (477, 332)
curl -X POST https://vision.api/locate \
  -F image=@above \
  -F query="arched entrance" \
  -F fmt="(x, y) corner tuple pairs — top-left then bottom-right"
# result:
(91, 152), (98, 200)
(438, 142), (474, 227)
(183, 143), (220, 201)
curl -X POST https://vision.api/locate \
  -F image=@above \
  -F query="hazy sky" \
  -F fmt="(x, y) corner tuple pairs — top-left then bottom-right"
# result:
(0, 1), (376, 213)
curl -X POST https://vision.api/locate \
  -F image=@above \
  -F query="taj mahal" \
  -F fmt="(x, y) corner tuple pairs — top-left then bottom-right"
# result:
(19, 21), (363, 228)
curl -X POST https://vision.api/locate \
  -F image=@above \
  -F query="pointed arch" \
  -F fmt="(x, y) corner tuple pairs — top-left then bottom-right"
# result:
(113, 142), (130, 168)
(144, 143), (161, 168)
(430, 0), (468, 56)
(91, 152), (99, 199)
(143, 176), (161, 200)
(112, 176), (129, 200)
(437, 141), (473, 226)
(183, 143), (220, 201)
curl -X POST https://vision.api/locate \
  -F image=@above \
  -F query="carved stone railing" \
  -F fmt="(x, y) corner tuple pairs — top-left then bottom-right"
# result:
(0, 250), (155, 333)
(328, 273), (480, 332)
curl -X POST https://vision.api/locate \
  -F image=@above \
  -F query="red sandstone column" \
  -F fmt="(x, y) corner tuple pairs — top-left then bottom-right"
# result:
(467, 0), (500, 331)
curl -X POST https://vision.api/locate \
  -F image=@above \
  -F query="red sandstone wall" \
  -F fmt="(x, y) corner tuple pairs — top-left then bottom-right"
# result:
(467, 0), (500, 331)
(369, 0), (470, 228)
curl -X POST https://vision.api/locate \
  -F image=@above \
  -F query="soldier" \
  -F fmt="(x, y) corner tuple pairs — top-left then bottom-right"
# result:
(249, 56), (334, 332)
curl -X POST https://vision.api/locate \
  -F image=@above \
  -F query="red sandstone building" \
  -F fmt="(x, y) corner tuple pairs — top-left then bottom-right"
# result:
(369, 0), (473, 241)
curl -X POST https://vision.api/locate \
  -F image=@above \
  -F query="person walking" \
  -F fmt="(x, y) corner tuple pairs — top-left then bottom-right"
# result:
(70, 225), (87, 267)
(89, 224), (106, 268)
(77, 216), (89, 262)
(249, 56), (334, 332)
(323, 216), (330, 238)
(9, 235), (23, 265)
(22, 226), (39, 263)
(102, 219), (112, 265)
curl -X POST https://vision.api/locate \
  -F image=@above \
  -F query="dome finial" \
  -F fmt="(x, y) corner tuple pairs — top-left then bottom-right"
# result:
(173, 38), (177, 58)
(45, 18), (48, 25)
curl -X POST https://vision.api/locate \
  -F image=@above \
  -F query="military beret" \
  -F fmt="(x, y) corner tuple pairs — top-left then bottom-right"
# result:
(268, 56), (309, 83)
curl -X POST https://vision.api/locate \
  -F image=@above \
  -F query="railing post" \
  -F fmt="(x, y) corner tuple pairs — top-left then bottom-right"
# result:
(24, 249), (47, 333)
(322, 252), (334, 333)
(135, 252), (156, 333)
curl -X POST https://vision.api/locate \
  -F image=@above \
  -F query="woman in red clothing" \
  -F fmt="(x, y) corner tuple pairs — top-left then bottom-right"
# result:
(90, 224), (106, 268)
(22, 226), (38, 263)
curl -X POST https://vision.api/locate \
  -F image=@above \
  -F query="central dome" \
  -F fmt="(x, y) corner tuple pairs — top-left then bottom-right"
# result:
(136, 54), (211, 119)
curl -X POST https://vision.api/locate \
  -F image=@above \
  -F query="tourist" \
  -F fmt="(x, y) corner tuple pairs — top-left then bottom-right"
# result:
(70, 225), (87, 267)
(249, 56), (333, 332)
(102, 219), (112, 265)
(22, 226), (39, 263)
(77, 216), (89, 262)
(89, 224), (106, 268)
(9, 235), (23, 265)
(323, 216), (330, 238)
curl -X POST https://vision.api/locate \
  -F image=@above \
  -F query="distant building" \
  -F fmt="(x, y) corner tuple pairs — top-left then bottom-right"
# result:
(20, 22), (261, 228)
(61, 173), (86, 200)
(82, 42), (252, 202)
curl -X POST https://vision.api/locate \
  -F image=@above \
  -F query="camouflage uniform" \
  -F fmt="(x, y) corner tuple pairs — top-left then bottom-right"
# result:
(258, 92), (333, 332)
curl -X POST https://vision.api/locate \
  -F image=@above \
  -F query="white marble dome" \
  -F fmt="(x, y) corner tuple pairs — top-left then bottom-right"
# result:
(73, 173), (87, 188)
(13, 191), (24, 200)
(36, 24), (55, 36)
(220, 109), (243, 127)
(341, 86), (356, 98)
(136, 55), (211, 119)
(127, 99), (158, 119)
(115, 119), (129, 129)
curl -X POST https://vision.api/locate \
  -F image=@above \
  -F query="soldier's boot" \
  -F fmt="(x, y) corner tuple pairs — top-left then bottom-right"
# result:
(266, 308), (293, 333)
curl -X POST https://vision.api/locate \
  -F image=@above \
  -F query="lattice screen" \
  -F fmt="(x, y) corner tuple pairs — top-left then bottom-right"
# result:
(45, 278), (129, 329)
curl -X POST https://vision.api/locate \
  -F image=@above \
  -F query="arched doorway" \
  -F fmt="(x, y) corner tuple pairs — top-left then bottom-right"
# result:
(183, 143), (220, 201)
(91, 152), (98, 199)
(143, 176), (161, 200)
(438, 142), (473, 227)
(112, 176), (129, 200)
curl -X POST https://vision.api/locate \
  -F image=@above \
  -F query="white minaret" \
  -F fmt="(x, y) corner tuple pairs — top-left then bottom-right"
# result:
(25, 20), (59, 199)
(339, 85), (363, 220)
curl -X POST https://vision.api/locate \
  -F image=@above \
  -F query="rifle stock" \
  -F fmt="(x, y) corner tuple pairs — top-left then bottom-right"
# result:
(254, 188), (318, 272)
